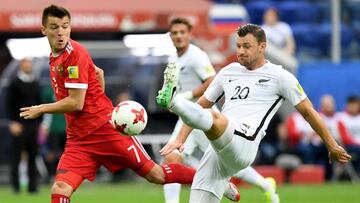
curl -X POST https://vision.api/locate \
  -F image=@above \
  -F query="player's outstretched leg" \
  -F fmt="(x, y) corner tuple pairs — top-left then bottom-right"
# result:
(163, 152), (184, 203)
(156, 63), (213, 132)
(156, 62), (180, 108)
(144, 163), (196, 185)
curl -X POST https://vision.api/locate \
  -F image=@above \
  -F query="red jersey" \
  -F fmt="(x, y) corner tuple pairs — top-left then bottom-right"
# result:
(49, 39), (114, 140)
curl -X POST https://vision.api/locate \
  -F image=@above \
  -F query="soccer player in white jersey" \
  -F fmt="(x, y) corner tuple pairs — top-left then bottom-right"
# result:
(163, 18), (279, 203)
(157, 24), (351, 203)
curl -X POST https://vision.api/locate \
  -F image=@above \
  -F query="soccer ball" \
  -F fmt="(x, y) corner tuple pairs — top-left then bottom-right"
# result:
(111, 100), (148, 136)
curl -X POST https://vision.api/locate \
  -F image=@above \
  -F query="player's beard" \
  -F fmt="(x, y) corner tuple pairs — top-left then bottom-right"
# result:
(238, 56), (257, 70)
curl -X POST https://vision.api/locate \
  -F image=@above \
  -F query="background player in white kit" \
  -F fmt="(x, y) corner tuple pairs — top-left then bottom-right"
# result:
(158, 24), (351, 203)
(163, 18), (279, 203)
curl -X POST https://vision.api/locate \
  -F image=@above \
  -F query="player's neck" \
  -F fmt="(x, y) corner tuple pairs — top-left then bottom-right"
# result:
(177, 45), (189, 57)
(51, 48), (65, 57)
(246, 58), (267, 71)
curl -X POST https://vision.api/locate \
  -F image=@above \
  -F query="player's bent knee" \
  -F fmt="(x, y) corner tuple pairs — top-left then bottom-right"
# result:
(144, 165), (165, 184)
(51, 181), (74, 197)
(211, 111), (225, 124)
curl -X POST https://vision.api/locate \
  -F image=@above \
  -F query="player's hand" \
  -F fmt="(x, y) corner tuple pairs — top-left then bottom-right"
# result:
(19, 105), (43, 119)
(328, 145), (351, 164)
(160, 140), (184, 156)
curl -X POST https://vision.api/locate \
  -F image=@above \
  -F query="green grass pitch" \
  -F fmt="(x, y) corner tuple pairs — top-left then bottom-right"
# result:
(1, 180), (359, 203)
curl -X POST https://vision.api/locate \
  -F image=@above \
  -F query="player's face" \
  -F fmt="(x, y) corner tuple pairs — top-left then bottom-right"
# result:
(42, 16), (71, 54)
(347, 101), (360, 115)
(170, 23), (191, 51)
(236, 34), (266, 70)
(264, 9), (278, 26)
(19, 58), (33, 74)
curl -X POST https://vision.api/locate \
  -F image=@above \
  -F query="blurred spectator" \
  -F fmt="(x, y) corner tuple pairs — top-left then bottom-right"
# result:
(258, 113), (287, 165)
(5, 57), (41, 193)
(39, 85), (66, 182)
(319, 94), (340, 141)
(280, 95), (340, 179)
(337, 96), (360, 173)
(261, 8), (296, 55)
(317, 94), (339, 179)
(286, 111), (316, 164)
(115, 91), (132, 104)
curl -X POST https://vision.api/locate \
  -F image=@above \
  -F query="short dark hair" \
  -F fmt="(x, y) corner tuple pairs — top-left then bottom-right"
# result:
(169, 17), (192, 31)
(347, 95), (359, 103)
(237, 24), (266, 44)
(42, 5), (71, 26)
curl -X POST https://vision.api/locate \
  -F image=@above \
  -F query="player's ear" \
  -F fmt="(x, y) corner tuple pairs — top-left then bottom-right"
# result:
(260, 42), (266, 52)
(41, 26), (46, 36)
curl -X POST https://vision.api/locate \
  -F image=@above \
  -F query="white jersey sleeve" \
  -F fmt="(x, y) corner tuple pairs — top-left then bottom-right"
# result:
(191, 51), (216, 81)
(278, 69), (307, 106)
(204, 67), (226, 103)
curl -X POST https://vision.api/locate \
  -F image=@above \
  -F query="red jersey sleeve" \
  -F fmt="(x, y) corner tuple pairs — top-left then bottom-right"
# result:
(338, 121), (360, 146)
(64, 48), (90, 89)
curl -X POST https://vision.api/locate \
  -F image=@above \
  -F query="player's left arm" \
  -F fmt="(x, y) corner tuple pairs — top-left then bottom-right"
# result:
(20, 88), (86, 119)
(295, 98), (351, 163)
(94, 65), (105, 91)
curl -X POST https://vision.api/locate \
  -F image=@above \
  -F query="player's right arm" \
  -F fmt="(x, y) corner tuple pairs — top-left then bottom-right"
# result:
(278, 68), (351, 163)
(20, 88), (86, 119)
(295, 98), (351, 163)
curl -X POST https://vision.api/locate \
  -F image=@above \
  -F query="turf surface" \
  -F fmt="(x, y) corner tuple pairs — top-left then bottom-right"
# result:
(0, 181), (359, 203)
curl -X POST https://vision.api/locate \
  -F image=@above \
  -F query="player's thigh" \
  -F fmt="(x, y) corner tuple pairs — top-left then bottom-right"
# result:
(96, 135), (155, 177)
(215, 124), (261, 176)
(56, 147), (94, 190)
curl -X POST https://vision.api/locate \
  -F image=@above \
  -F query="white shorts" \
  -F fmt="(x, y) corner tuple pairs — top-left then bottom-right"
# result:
(191, 119), (263, 199)
(170, 118), (209, 156)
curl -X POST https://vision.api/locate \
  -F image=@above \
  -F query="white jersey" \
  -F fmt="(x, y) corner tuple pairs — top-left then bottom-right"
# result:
(262, 22), (293, 48)
(204, 61), (307, 140)
(168, 44), (216, 97)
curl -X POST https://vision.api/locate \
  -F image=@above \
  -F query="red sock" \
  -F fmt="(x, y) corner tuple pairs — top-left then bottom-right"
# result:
(52, 194), (70, 203)
(161, 163), (196, 184)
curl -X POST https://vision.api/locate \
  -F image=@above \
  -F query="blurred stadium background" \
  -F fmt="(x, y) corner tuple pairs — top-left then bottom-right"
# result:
(0, 0), (359, 202)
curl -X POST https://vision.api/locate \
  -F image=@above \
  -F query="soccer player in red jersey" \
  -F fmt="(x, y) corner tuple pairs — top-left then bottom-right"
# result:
(19, 5), (195, 203)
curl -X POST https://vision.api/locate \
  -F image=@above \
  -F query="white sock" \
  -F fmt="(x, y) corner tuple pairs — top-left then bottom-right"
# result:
(189, 189), (220, 203)
(164, 183), (181, 203)
(232, 166), (271, 192)
(171, 95), (213, 132)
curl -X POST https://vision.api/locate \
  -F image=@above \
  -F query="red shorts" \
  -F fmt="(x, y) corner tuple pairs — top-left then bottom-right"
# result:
(56, 122), (155, 189)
